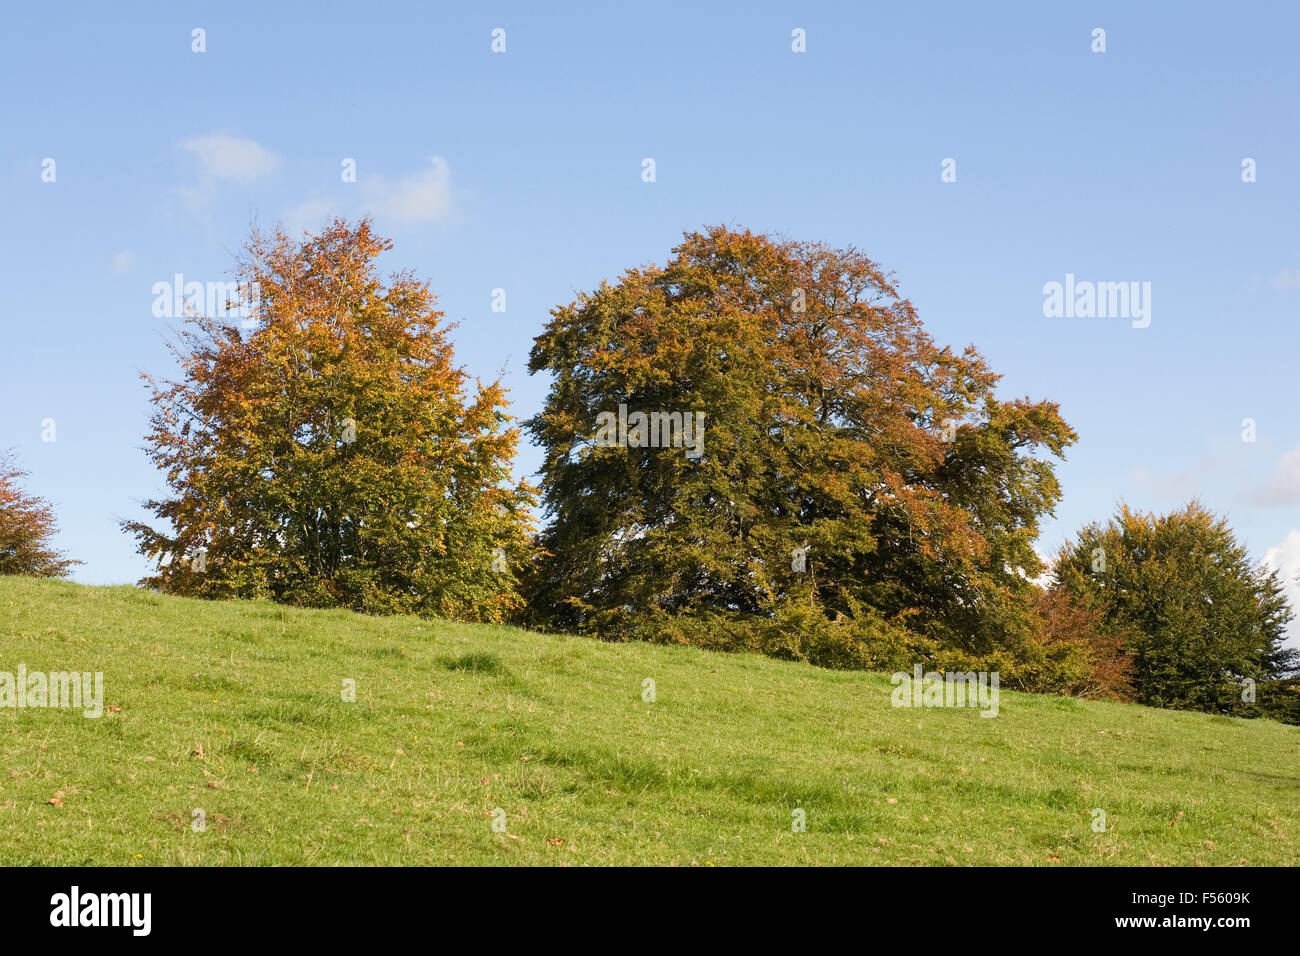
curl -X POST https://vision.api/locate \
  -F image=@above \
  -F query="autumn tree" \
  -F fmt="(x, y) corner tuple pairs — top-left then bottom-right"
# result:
(0, 453), (79, 577)
(124, 218), (535, 621)
(1053, 501), (1297, 716)
(523, 225), (1075, 667)
(1011, 586), (1133, 700)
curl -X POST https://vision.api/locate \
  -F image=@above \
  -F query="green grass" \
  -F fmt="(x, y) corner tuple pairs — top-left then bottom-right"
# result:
(1, 575), (1296, 866)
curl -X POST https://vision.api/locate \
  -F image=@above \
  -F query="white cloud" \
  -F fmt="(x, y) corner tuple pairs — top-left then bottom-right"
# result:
(1131, 453), (1240, 501)
(1247, 256), (1300, 292)
(1268, 260), (1300, 291)
(1026, 542), (1056, 589)
(361, 156), (455, 224)
(281, 197), (340, 237)
(179, 133), (281, 183)
(1248, 446), (1300, 507)
(1132, 463), (1200, 499)
(1262, 530), (1300, 650)
(111, 250), (135, 274)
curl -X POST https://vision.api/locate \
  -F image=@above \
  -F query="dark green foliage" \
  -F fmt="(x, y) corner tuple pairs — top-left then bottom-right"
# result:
(523, 225), (1075, 668)
(1053, 501), (1297, 718)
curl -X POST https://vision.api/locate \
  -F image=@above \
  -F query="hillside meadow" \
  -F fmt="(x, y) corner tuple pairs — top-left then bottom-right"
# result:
(0, 575), (1296, 865)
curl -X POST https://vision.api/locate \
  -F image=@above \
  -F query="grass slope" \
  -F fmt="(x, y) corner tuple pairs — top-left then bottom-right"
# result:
(1, 575), (1296, 866)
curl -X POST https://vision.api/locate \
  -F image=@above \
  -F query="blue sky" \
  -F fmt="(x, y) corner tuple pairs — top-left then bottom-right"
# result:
(3, 1), (1299, 643)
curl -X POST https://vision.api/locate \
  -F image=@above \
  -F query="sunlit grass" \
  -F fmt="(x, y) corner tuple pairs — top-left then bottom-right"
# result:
(1, 575), (1296, 866)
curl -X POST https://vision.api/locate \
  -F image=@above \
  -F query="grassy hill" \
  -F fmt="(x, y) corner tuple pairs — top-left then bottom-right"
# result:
(0, 575), (1296, 866)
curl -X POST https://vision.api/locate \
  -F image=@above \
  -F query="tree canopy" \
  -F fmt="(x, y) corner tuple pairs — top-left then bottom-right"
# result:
(523, 225), (1076, 666)
(0, 453), (79, 578)
(1052, 501), (1297, 716)
(124, 218), (535, 621)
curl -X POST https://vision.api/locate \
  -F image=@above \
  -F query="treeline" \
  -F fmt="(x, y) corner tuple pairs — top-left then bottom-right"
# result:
(4, 219), (1296, 723)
